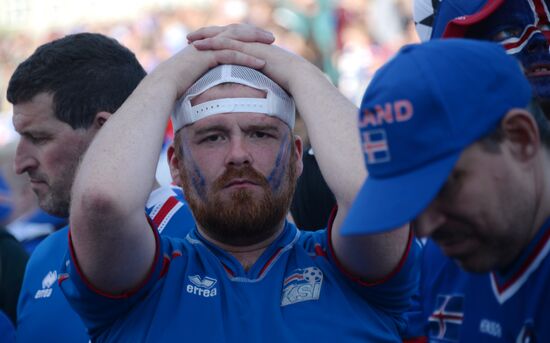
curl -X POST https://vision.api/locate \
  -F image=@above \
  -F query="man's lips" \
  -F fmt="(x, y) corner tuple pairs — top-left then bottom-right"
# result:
(436, 237), (474, 259)
(223, 178), (259, 189)
(525, 63), (550, 77)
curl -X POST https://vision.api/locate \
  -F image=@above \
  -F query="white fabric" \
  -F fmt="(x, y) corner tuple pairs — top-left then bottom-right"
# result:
(172, 65), (295, 130)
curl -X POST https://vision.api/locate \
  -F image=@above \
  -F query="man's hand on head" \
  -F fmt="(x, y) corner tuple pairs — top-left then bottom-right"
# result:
(187, 24), (275, 45)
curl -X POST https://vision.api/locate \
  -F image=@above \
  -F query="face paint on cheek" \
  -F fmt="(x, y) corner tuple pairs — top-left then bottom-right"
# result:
(266, 132), (291, 193)
(181, 144), (208, 201)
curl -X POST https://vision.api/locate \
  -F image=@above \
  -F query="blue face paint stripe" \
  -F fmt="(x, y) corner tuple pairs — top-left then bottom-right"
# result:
(266, 132), (291, 193)
(181, 143), (207, 201)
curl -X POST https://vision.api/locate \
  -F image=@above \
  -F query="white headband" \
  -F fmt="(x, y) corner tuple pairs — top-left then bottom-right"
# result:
(172, 65), (295, 131)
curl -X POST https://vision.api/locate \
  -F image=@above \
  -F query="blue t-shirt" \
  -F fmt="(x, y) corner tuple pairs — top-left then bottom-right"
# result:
(417, 218), (550, 342)
(16, 186), (194, 343)
(60, 220), (420, 342)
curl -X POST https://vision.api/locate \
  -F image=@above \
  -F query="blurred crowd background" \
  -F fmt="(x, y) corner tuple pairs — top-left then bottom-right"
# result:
(0, 0), (418, 130)
(0, 0), (417, 230)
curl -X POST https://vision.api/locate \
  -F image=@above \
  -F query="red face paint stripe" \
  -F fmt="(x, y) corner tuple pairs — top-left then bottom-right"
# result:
(503, 25), (538, 51)
(532, 0), (550, 26)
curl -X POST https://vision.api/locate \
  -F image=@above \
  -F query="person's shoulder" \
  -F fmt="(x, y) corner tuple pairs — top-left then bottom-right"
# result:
(147, 186), (195, 238)
(26, 227), (69, 267)
(294, 225), (329, 254)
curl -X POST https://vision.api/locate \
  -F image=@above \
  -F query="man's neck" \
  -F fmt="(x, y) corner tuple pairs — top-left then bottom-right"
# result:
(197, 220), (286, 271)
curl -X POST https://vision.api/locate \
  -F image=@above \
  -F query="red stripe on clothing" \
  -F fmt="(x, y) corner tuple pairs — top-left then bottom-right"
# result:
(327, 205), (414, 287)
(222, 263), (235, 277)
(66, 214), (161, 299)
(314, 244), (327, 257)
(152, 196), (179, 227)
(493, 226), (550, 293)
(259, 247), (283, 277)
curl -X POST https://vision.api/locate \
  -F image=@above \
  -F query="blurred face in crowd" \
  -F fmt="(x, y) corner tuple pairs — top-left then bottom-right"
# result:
(415, 114), (540, 273)
(12, 92), (97, 217)
(467, 0), (550, 109)
(170, 84), (303, 246)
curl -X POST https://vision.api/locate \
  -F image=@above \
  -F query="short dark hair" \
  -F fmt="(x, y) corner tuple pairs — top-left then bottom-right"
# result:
(7, 33), (146, 129)
(481, 98), (550, 151)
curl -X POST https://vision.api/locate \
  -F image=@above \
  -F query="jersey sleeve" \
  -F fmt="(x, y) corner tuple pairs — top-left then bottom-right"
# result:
(323, 215), (422, 334)
(58, 219), (178, 338)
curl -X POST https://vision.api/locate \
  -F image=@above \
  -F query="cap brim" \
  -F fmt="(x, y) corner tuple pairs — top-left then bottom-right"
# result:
(442, 0), (504, 38)
(341, 152), (461, 236)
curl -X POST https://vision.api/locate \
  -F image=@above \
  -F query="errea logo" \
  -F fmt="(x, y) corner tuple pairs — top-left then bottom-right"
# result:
(34, 270), (57, 299)
(186, 275), (218, 298)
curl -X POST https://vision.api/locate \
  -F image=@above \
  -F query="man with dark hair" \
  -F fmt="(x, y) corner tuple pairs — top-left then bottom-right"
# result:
(9, 32), (146, 217)
(59, 25), (418, 342)
(342, 38), (550, 342)
(9, 32), (194, 342)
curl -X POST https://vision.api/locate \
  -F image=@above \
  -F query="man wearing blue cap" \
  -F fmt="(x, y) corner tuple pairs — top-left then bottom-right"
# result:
(414, 0), (550, 115)
(341, 38), (550, 342)
(410, 1), (550, 341)
(56, 25), (419, 342)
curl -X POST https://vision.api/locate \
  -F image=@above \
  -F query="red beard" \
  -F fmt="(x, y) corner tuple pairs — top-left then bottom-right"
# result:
(181, 161), (297, 246)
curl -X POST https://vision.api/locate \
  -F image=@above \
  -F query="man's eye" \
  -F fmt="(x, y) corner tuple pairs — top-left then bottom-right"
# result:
(27, 135), (48, 145)
(251, 131), (269, 139)
(201, 135), (223, 143)
(492, 28), (523, 42)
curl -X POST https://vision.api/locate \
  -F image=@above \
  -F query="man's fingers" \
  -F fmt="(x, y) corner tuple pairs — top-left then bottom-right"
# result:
(188, 24), (274, 44)
(192, 37), (238, 51)
(210, 50), (266, 69)
(187, 26), (225, 42)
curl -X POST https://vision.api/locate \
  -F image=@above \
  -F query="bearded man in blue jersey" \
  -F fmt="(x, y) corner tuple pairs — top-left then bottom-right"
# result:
(59, 25), (419, 342)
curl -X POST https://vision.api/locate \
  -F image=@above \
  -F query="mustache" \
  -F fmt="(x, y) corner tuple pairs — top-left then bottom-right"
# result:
(27, 171), (48, 183)
(431, 228), (470, 244)
(212, 165), (270, 192)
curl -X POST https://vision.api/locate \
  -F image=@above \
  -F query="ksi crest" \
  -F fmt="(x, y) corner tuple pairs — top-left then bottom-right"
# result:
(281, 267), (323, 306)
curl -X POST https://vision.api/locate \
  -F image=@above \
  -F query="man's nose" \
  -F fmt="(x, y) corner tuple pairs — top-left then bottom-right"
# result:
(414, 202), (447, 238)
(225, 137), (252, 167)
(14, 140), (38, 175)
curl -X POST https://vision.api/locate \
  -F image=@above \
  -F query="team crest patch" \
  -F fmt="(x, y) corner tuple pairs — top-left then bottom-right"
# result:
(281, 267), (323, 306)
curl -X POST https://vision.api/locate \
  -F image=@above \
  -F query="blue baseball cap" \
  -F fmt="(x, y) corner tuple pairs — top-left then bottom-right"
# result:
(340, 39), (531, 236)
(431, 0), (504, 39)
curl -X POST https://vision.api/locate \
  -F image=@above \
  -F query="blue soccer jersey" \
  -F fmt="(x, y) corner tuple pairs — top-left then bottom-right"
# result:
(16, 186), (194, 343)
(419, 218), (550, 342)
(60, 218), (420, 342)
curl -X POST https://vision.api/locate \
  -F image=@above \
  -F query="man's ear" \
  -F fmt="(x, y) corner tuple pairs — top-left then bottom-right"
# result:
(93, 111), (112, 129)
(293, 134), (303, 178)
(167, 143), (182, 186)
(501, 108), (540, 161)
